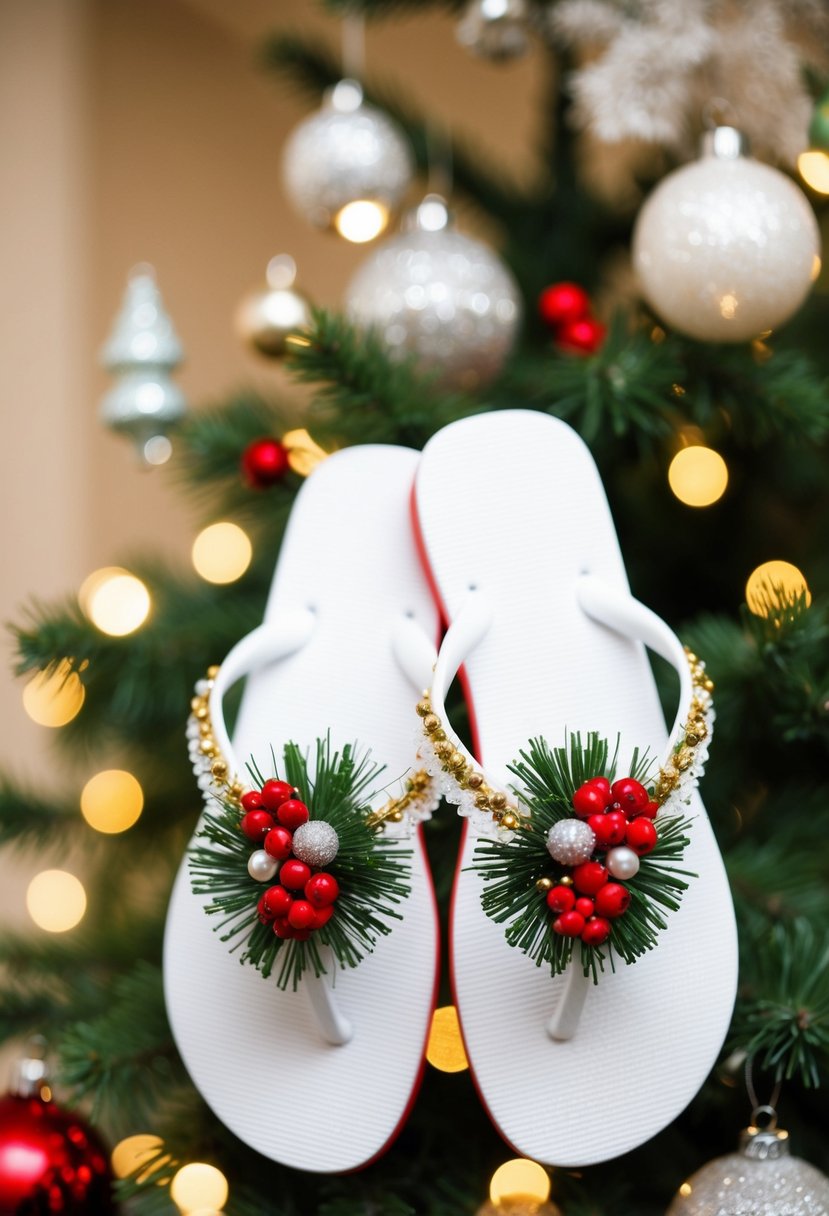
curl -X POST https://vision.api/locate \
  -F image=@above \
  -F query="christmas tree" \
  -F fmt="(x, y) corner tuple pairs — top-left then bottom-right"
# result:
(3, 1), (829, 1213)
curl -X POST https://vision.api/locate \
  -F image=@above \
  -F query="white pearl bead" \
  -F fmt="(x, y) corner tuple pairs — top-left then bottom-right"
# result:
(606, 846), (640, 880)
(195, 680), (210, 695)
(247, 850), (278, 882)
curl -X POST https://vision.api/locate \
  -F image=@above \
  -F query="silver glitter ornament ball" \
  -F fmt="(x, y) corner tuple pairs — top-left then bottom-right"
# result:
(456, 0), (531, 61)
(633, 127), (820, 344)
(546, 819), (596, 866)
(345, 194), (522, 390)
(291, 821), (340, 868)
(667, 1121), (829, 1216)
(282, 79), (413, 237)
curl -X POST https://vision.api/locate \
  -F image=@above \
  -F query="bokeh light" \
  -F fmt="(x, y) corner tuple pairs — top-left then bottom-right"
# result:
(426, 1005), (469, 1073)
(191, 522), (252, 585)
(668, 445), (729, 507)
(26, 870), (87, 933)
(170, 1162), (229, 1213)
(79, 567), (151, 636)
(111, 1134), (166, 1181)
(798, 150), (829, 195)
(22, 661), (85, 727)
(335, 199), (388, 243)
(81, 770), (144, 834)
(746, 560), (811, 616)
(489, 1158), (551, 1206)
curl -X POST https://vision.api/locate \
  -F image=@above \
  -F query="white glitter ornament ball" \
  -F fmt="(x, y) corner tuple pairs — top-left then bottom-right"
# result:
(291, 821), (340, 868)
(606, 846), (640, 880)
(282, 79), (413, 239)
(633, 127), (820, 343)
(666, 1121), (829, 1216)
(546, 819), (596, 866)
(346, 194), (522, 389)
(247, 850), (278, 883)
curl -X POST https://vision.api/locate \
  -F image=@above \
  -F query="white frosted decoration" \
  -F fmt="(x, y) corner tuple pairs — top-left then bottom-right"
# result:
(633, 149), (820, 343)
(291, 821), (340, 868)
(605, 845), (640, 880)
(247, 850), (278, 882)
(546, 819), (596, 865)
(666, 1141), (829, 1216)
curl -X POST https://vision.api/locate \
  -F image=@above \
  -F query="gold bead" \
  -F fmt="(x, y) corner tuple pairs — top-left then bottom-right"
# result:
(229, 782), (244, 799)
(467, 773), (483, 790)
(559, 875), (573, 888)
(191, 696), (205, 713)
(501, 813), (518, 830)
(490, 792), (507, 811)
(432, 728), (446, 742)
(207, 665), (220, 679)
(685, 650), (697, 664)
(200, 738), (216, 756)
(449, 751), (467, 771)
(211, 759), (228, 779)
(416, 700), (431, 718)
(675, 748), (693, 772)
(391, 810), (403, 823)
(536, 877), (553, 893)
(423, 714), (441, 734)
(434, 740), (453, 760)
(474, 792), (491, 811)
(703, 677), (714, 692)
(684, 728), (701, 746)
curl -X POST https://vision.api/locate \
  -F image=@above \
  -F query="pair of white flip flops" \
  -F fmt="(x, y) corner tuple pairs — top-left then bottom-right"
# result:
(164, 410), (737, 1175)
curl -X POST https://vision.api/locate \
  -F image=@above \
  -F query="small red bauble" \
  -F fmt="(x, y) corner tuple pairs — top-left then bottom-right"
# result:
(556, 316), (606, 356)
(263, 826), (293, 860)
(257, 894), (273, 924)
(240, 810), (274, 843)
(305, 873), (340, 908)
(625, 817), (658, 856)
(581, 916), (611, 946)
(260, 779), (295, 812)
(280, 859), (312, 890)
(241, 437), (290, 489)
(553, 910), (586, 937)
(641, 801), (660, 820)
(604, 810), (628, 846)
(575, 897), (595, 918)
(287, 900), (316, 930)
(611, 778), (650, 817)
(240, 790), (263, 812)
(272, 917), (294, 939)
(594, 882), (631, 919)
(262, 885), (292, 918)
(313, 904), (335, 930)
(538, 282), (591, 329)
(277, 798), (310, 830)
(546, 885), (576, 915)
(572, 778), (611, 818)
(571, 861), (608, 896)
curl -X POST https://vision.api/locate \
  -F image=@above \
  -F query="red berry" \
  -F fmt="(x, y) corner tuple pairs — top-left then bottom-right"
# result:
(241, 437), (290, 489)
(257, 894), (273, 924)
(280, 859), (312, 890)
(575, 897), (595, 918)
(272, 917), (294, 939)
(641, 801), (660, 820)
(293, 929), (312, 942)
(587, 813), (614, 848)
(572, 780), (610, 818)
(556, 316), (606, 356)
(264, 826), (293, 860)
(572, 861), (608, 895)
(262, 885), (292, 918)
(313, 904), (335, 930)
(611, 778), (650, 817)
(553, 910), (586, 937)
(594, 882), (631, 919)
(538, 282), (591, 329)
(240, 810), (274, 842)
(305, 873), (340, 908)
(546, 885), (576, 915)
(626, 817), (658, 856)
(288, 900), (316, 930)
(277, 798), (310, 830)
(604, 810), (628, 846)
(260, 780), (295, 812)
(581, 916), (611, 946)
(240, 790), (263, 812)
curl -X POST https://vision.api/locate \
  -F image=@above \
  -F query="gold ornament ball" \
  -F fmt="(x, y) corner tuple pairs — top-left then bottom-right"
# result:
(236, 254), (312, 359)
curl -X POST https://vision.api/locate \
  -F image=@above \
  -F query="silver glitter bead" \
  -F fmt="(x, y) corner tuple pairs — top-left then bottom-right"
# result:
(605, 845), (641, 880)
(346, 195), (521, 390)
(282, 79), (413, 234)
(247, 850), (278, 883)
(546, 819), (596, 866)
(456, 0), (531, 62)
(291, 821), (340, 868)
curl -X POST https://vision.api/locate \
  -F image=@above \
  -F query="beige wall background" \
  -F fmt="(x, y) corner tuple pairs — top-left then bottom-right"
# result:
(0, 1), (546, 927)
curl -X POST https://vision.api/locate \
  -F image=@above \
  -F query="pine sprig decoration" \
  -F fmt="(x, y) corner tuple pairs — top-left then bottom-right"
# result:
(190, 737), (411, 990)
(474, 733), (693, 980)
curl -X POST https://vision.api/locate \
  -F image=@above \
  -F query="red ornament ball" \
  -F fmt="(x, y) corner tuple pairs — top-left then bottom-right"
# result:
(625, 817), (658, 856)
(611, 777), (650, 817)
(594, 882), (631, 919)
(277, 798), (310, 830)
(305, 873), (340, 908)
(260, 780), (295, 812)
(553, 910), (586, 937)
(263, 826), (293, 861)
(556, 316), (606, 356)
(538, 282), (591, 329)
(0, 1092), (114, 1215)
(581, 916), (611, 946)
(280, 859), (312, 890)
(262, 885), (292, 918)
(287, 900), (316, 930)
(546, 885), (576, 915)
(571, 861), (608, 896)
(240, 810), (274, 843)
(241, 437), (290, 489)
(572, 778), (611, 818)
(240, 790), (263, 812)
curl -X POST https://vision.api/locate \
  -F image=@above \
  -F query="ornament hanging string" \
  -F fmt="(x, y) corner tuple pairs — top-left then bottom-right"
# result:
(745, 1055), (782, 1127)
(342, 13), (366, 81)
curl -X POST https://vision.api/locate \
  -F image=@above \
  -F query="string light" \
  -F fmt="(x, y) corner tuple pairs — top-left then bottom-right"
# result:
(426, 1005), (469, 1072)
(668, 445), (729, 507)
(489, 1159), (551, 1207)
(170, 1162), (229, 1213)
(79, 566), (151, 636)
(334, 199), (389, 243)
(26, 870), (87, 933)
(745, 560), (811, 616)
(80, 770), (144, 834)
(797, 150), (829, 195)
(111, 1134), (166, 1182)
(22, 661), (85, 727)
(191, 523), (252, 585)
(282, 427), (330, 477)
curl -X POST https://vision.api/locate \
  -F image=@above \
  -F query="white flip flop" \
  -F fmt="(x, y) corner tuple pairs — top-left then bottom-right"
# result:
(413, 410), (737, 1167)
(164, 444), (440, 1174)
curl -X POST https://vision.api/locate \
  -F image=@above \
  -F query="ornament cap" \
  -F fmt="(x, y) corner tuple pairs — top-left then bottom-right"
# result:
(404, 193), (452, 234)
(328, 78), (364, 114)
(701, 125), (750, 160)
(10, 1035), (48, 1098)
(740, 1110), (791, 1160)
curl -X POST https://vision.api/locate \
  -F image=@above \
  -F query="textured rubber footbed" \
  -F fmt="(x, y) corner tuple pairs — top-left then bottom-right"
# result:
(164, 445), (440, 1173)
(415, 410), (737, 1167)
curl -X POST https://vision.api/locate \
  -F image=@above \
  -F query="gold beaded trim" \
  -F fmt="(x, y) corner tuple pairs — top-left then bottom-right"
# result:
(190, 665), (434, 829)
(416, 645), (714, 829)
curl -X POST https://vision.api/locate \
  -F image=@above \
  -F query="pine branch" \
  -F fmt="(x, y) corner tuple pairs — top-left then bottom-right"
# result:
(0, 776), (78, 849)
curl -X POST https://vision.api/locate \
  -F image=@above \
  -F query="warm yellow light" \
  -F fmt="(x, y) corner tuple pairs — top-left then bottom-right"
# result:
(679, 1182), (693, 1197)
(22, 661), (85, 727)
(282, 428), (329, 478)
(798, 150), (829, 195)
(170, 1162), (229, 1213)
(79, 567), (151, 636)
(746, 560), (811, 616)
(111, 1134), (165, 1181)
(334, 199), (389, 243)
(718, 293), (738, 320)
(191, 522), (252, 585)
(81, 770), (144, 834)
(489, 1159), (551, 1206)
(668, 445), (729, 508)
(26, 870), (87, 933)
(426, 1005), (469, 1073)
(811, 253), (822, 282)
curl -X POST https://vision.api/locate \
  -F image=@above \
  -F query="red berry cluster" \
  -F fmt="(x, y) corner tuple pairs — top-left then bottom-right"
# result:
(240, 780), (340, 942)
(546, 776), (659, 947)
(537, 281), (606, 356)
